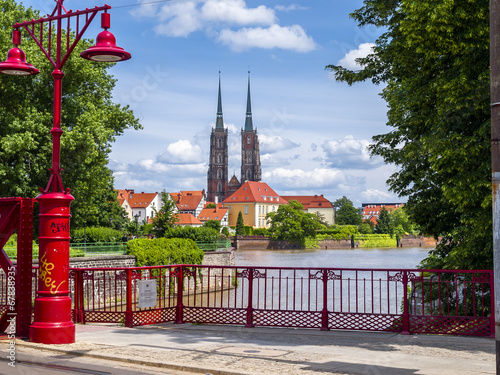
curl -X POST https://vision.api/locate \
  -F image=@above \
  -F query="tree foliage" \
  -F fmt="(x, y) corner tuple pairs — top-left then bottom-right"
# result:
(151, 192), (179, 237)
(203, 220), (221, 233)
(375, 207), (393, 235)
(235, 211), (245, 235)
(327, 0), (491, 269)
(333, 196), (362, 225)
(266, 200), (322, 246)
(0, 0), (141, 230)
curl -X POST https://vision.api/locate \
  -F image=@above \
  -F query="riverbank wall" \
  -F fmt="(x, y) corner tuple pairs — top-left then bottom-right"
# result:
(235, 235), (436, 250)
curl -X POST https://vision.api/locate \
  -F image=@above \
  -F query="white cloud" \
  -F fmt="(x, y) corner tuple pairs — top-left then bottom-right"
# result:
(201, 0), (276, 25)
(263, 167), (345, 189)
(321, 135), (383, 169)
(134, 0), (316, 52)
(337, 43), (375, 71)
(259, 134), (300, 153)
(274, 4), (308, 12)
(154, 1), (203, 37)
(218, 24), (316, 52)
(157, 140), (204, 164)
(361, 189), (393, 202)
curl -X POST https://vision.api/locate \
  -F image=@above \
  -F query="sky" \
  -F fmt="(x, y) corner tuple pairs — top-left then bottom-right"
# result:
(20, 0), (401, 207)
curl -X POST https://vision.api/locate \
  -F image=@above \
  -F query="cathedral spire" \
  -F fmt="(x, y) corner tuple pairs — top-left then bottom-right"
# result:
(244, 71), (253, 131)
(216, 71), (224, 130)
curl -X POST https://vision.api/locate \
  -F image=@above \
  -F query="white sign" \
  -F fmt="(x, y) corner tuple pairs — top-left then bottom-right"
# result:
(138, 279), (157, 309)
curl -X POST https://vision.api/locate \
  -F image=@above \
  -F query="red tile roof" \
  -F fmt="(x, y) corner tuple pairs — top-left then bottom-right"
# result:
(128, 192), (158, 208)
(177, 213), (202, 225)
(362, 204), (403, 217)
(222, 181), (287, 204)
(281, 195), (333, 209)
(198, 207), (228, 222)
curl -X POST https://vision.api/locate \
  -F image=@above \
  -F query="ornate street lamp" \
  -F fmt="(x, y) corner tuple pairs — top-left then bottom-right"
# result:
(0, 0), (131, 344)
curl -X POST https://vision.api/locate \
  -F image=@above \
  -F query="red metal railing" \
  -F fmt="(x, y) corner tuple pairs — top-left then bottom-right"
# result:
(60, 265), (493, 336)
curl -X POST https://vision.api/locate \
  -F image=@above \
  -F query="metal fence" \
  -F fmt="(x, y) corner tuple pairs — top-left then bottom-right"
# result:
(64, 266), (493, 336)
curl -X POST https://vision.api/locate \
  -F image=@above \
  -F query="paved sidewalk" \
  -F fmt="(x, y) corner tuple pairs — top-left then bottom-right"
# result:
(4, 323), (496, 375)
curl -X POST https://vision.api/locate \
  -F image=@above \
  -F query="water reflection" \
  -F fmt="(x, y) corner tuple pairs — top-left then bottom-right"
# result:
(235, 247), (432, 269)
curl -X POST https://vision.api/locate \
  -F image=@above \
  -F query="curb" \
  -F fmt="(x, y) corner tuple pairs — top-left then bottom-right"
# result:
(6, 340), (248, 375)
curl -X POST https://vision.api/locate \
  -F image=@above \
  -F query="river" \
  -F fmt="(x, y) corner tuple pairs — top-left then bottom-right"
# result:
(234, 247), (432, 269)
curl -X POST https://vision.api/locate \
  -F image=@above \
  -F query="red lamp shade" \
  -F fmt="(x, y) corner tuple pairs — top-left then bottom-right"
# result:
(0, 47), (39, 76)
(80, 30), (131, 62)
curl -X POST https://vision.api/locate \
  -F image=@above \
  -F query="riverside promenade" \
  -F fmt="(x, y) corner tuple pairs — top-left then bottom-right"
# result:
(1, 323), (494, 375)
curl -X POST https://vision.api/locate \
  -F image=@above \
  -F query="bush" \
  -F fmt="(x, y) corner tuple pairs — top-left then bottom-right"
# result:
(71, 227), (123, 243)
(221, 227), (230, 237)
(317, 225), (359, 240)
(126, 238), (204, 266)
(252, 228), (269, 236)
(243, 226), (253, 235)
(354, 234), (397, 248)
(164, 226), (219, 243)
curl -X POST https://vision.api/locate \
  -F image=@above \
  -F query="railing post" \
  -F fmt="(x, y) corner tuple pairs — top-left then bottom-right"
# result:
(175, 266), (184, 324)
(321, 269), (329, 331)
(245, 268), (254, 328)
(72, 269), (79, 323)
(125, 269), (133, 328)
(401, 270), (410, 335)
(490, 270), (495, 338)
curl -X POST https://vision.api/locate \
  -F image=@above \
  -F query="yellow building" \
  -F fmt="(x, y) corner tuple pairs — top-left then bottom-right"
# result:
(222, 181), (288, 228)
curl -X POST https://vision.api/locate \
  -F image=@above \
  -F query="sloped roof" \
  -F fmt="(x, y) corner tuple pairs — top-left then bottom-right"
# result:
(281, 195), (333, 209)
(198, 207), (228, 222)
(128, 192), (158, 208)
(362, 204), (403, 217)
(177, 213), (203, 225)
(175, 195), (204, 211)
(222, 181), (287, 204)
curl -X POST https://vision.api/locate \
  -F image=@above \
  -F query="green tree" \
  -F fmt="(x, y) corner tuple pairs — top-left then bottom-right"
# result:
(235, 211), (245, 235)
(0, 0), (141, 231)
(151, 192), (179, 237)
(203, 220), (221, 233)
(266, 200), (322, 246)
(375, 207), (393, 235)
(327, 0), (491, 269)
(333, 196), (362, 225)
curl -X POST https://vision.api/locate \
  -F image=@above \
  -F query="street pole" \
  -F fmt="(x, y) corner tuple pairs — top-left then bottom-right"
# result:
(0, 0), (130, 344)
(491, 0), (500, 373)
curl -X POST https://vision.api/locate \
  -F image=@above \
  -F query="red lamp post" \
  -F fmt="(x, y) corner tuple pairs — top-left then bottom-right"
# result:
(0, 0), (131, 344)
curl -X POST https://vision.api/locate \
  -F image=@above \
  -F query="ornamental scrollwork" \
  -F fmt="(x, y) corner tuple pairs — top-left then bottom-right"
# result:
(236, 269), (266, 279)
(309, 270), (322, 280)
(327, 270), (341, 280)
(388, 272), (404, 283)
(408, 272), (423, 282)
(473, 273), (491, 283)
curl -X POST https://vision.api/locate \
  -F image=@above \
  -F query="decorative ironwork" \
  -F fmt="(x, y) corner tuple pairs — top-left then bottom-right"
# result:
(309, 270), (322, 280)
(408, 272), (423, 282)
(327, 270), (341, 280)
(388, 272), (404, 283)
(236, 269), (266, 279)
(6, 264), (491, 336)
(473, 273), (491, 283)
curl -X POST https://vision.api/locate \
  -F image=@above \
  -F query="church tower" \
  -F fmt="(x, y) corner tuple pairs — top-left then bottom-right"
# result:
(240, 72), (261, 184)
(207, 73), (229, 203)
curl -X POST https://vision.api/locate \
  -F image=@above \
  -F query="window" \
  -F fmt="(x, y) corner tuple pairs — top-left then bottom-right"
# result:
(247, 155), (251, 163)
(217, 182), (222, 192)
(217, 169), (222, 179)
(244, 205), (248, 215)
(218, 154), (222, 163)
(247, 170), (251, 180)
(247, 136), (251, 144)
(218, 139), (222, 148)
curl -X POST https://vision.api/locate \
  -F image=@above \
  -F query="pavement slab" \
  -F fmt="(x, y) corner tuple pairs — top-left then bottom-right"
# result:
(0, 323), (494, 375)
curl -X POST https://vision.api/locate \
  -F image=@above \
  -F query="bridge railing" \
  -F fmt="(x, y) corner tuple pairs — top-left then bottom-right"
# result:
(59, 265), (493, 336)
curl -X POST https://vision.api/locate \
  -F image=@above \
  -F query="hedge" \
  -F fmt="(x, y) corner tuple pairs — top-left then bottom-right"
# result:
(126, 238), (204, 266)
(71, 227), (123, 243)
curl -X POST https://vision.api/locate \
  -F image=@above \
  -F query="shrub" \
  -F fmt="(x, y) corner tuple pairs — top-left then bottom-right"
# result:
(243, 226), (253, 235)
(164, 226), (219, 243)
(252, 228), (269, 236)
(126, 238), (204, 266)
(71, 227), (123, 243)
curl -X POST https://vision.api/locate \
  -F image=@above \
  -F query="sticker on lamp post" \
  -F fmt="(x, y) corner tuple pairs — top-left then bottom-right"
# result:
(138, 279), (157, 309)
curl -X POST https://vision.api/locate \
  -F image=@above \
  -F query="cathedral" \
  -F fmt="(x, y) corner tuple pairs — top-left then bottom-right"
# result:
(207, 73), (262, 203)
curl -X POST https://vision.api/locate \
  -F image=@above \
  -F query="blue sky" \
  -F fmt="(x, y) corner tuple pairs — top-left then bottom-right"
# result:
(20, 0), (400, 207)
